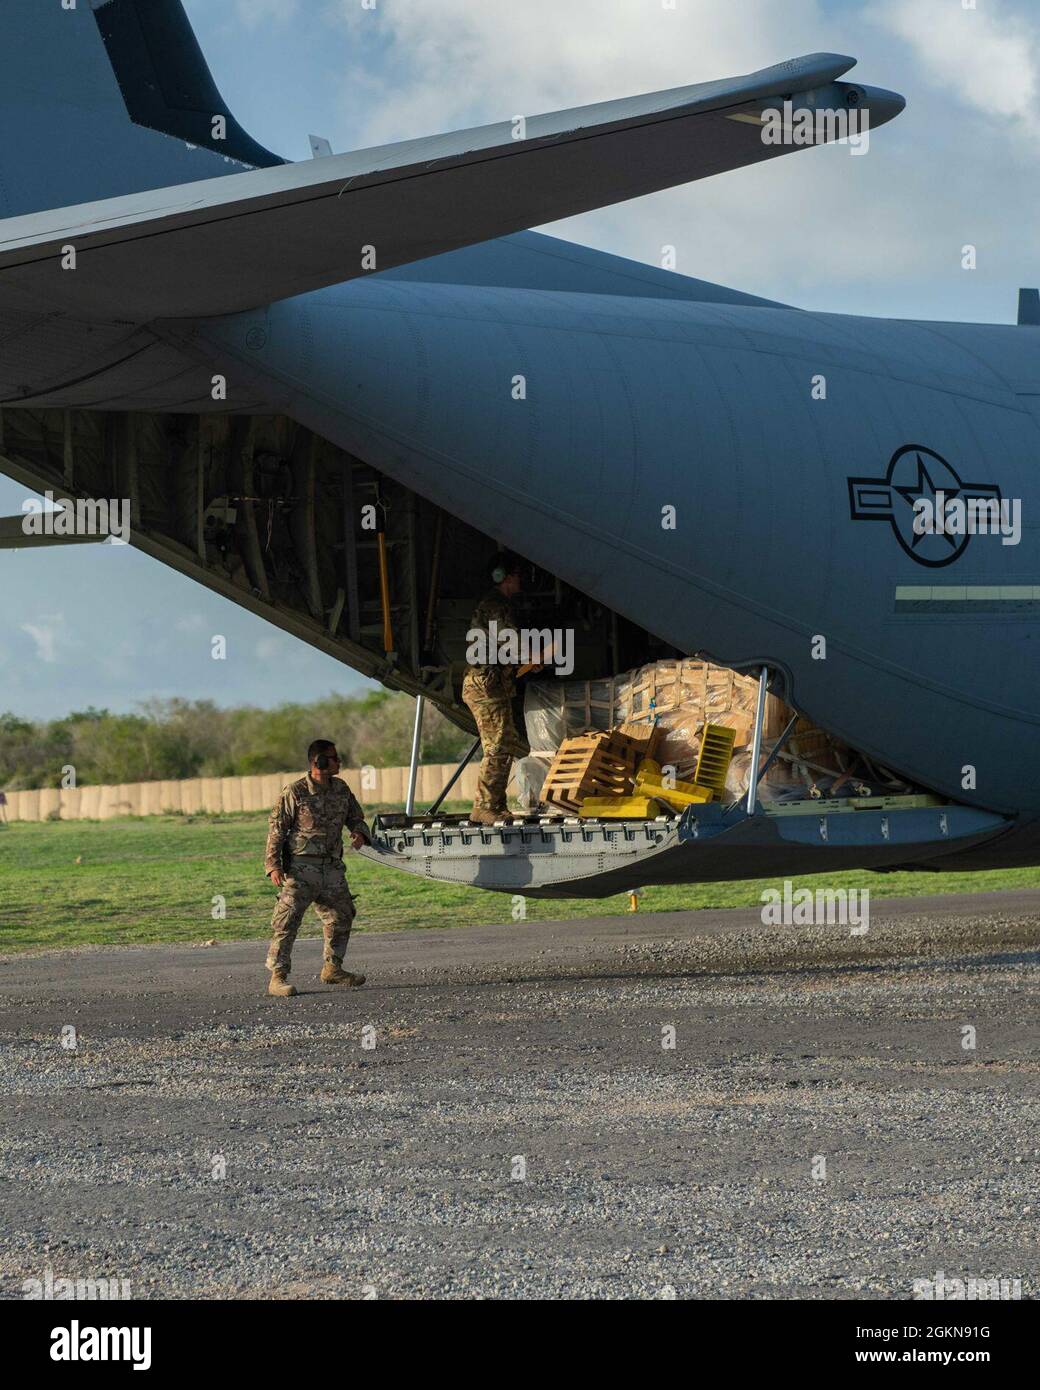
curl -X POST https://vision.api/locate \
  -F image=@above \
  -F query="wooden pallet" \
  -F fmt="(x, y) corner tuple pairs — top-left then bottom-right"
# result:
(542, 731), (643, 813)
(616, 719), (663, 762)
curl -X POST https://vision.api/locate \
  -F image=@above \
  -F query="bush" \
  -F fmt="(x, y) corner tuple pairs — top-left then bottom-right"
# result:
(0, 693), (470, 791)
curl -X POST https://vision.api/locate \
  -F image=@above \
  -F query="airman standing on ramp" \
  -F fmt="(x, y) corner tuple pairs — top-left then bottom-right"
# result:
(462, 553), (533, 826)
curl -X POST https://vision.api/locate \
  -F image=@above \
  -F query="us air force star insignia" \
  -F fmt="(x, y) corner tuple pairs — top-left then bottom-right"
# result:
(847, 445), (1002, 568)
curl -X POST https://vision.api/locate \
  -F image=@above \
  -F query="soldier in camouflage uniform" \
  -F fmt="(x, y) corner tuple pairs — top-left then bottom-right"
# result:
(462, 552), (534, 825)
(263, 739), (370, 997)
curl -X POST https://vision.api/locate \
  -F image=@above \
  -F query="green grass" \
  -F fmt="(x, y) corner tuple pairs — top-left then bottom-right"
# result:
(0, 813), (1037, 954)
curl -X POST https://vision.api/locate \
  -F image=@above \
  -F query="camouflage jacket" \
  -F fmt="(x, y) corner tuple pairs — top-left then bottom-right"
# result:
(264, 775), (370, 875)
(463, 589), (521, 698)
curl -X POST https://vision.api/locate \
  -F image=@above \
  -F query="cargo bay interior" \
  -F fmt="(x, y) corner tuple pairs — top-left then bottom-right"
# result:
(0, 406), (927, 803)
(0, 406), (945, 841)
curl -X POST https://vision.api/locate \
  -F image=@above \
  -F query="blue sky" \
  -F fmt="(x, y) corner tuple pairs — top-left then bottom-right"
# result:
(2, 0), (1037, 718)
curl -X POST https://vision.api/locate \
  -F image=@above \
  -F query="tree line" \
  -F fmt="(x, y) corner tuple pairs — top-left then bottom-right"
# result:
(0, 692), (471, 791)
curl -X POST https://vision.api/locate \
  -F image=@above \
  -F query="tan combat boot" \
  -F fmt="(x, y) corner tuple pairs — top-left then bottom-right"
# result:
(469, 807), (505, 826)
(320, 963), (366, 986)
(268, 969), (297, 997)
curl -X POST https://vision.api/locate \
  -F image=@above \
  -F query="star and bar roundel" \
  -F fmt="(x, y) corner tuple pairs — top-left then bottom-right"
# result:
(847, 445), (1002, 568)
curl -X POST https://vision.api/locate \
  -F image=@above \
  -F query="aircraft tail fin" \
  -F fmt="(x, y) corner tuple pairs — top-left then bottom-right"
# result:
(0, 0), (282, 221)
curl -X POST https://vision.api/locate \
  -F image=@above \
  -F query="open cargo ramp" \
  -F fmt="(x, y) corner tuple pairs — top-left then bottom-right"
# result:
(360, 799), (1011, 900)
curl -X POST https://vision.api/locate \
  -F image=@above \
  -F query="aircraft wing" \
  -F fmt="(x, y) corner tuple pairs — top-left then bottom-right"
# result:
(0, 52), (902, 321)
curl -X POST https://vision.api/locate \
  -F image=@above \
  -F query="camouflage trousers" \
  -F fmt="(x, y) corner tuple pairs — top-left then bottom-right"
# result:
(462, 682), (530, 812)
(266, 857), (356, 974)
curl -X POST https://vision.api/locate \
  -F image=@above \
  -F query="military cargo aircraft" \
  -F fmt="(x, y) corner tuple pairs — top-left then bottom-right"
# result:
(1, 0), (1036, 897)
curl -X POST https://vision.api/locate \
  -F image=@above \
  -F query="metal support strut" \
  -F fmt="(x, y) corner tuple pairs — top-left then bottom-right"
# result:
(746, 666), (770, 816)
(428, 738), (482, 817)
(754, 712), (799, 791)
(405, 696), (424, 818)
(726, 682), (798, 816)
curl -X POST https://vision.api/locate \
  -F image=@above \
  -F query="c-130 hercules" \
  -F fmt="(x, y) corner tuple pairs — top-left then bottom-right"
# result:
(0, 0), (1036, 898)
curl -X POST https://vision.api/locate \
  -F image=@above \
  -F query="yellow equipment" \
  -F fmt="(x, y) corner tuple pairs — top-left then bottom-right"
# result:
(633, 760), (713, 809)
(578, 795), (668, 819)
(693, 723), (737, 796)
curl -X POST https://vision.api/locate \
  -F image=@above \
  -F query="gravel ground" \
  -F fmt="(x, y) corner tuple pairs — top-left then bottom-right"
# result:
(1, 890), (1038, 1300)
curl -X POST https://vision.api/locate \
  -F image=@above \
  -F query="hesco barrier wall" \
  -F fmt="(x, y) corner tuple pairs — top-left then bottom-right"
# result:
(0, 763), (482, 823)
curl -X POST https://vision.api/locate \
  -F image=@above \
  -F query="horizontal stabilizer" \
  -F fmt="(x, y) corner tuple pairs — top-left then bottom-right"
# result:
(0, 53), (903, 321)
(377, 231), (793, 308)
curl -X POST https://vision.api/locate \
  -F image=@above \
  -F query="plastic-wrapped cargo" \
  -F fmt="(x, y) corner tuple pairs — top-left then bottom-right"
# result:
(524, 659), (857, 802)
(524, 673), (630, 754)
(513, 755), (549, 811)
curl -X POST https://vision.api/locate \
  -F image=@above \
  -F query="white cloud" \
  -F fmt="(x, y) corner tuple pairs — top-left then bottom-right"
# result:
(326, 0), (927, 300)
(175, 614), (207, 634)
(234, 0), (299, 31)
(20, 616), (64, 665)
(319, 0), (1039, 315)
(336, 0), (826, 146)
(873, 0), (1039, 121)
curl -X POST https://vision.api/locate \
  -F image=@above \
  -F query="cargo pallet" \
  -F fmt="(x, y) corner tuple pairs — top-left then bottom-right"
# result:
(541, 732), (644, 813)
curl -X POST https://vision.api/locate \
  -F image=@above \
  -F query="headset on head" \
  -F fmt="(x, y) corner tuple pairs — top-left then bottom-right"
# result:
(491, 553), (522, 585)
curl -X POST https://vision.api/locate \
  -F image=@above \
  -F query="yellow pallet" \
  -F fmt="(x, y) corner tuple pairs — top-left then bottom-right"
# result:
(693, 723), (737, 796)
(634, 767), (713, 809)
(578, 796), (666, 819)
